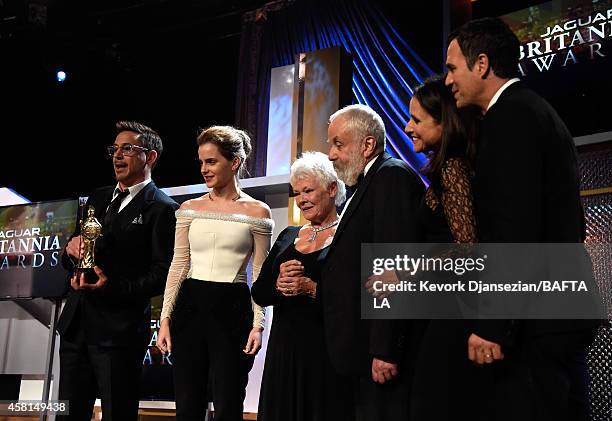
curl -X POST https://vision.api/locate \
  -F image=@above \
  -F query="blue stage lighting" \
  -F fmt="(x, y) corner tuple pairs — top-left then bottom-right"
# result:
(56, 71), (67, 82)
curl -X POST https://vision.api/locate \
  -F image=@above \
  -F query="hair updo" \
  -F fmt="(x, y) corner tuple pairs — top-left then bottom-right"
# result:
(197, 125), (252, 177)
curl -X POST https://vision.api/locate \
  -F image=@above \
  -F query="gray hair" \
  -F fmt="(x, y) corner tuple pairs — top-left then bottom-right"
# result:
(329, 104), (386, 152)
(290, 151), (346, 206)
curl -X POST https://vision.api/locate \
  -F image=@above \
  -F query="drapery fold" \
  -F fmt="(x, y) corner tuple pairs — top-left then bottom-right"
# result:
(236, 0), (433, 176)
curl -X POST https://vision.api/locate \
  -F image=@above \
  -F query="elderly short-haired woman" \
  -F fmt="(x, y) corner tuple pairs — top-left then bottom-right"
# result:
(252, 151), (353, 421)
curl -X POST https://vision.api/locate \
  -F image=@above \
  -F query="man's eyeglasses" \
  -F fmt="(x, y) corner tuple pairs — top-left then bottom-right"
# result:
(107, 144), (149, 157)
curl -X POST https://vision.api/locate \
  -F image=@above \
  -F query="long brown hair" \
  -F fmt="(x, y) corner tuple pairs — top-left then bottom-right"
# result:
(413, 74), (479, 189)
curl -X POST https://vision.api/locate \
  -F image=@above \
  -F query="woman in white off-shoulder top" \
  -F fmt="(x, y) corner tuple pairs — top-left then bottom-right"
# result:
(156, 126), (273, 421)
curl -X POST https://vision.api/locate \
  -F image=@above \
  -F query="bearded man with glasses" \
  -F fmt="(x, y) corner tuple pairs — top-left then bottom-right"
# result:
(57, 121), (178, 421)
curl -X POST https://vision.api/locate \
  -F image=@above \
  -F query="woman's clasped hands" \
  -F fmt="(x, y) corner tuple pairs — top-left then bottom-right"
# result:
(276, 259), (316, 298)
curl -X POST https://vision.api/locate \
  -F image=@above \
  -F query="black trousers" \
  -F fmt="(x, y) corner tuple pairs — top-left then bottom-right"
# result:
(57, 336), (144, 421)
(171, 279), (255, 421)
(472, 328), (596, 421)
(525, 329), (594, 421)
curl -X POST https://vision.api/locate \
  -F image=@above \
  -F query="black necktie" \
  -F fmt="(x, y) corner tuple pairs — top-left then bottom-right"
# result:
(104, 189), (130, 229)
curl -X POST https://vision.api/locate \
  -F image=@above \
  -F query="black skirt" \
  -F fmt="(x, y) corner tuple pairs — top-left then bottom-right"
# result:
(257, 244), (353, 421)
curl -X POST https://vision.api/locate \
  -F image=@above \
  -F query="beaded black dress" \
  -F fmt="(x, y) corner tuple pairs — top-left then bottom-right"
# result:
(411, 158), (480, 421)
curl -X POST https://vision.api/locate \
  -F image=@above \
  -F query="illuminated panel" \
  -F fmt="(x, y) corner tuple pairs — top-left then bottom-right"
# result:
(266, 64), (296, 176)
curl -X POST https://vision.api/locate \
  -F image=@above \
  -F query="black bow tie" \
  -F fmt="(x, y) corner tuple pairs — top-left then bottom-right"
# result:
(111, 188), (130, 205)
(345, 173), (364, 199)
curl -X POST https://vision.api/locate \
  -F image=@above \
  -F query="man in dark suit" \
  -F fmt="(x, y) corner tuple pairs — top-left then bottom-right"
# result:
(322, 104), (424, 420)
(445, 17), (597, 421)
(57, 121), (178, 420)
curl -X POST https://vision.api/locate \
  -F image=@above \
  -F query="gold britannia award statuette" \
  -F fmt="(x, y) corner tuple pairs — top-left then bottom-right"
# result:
(78, 206), (102, 269)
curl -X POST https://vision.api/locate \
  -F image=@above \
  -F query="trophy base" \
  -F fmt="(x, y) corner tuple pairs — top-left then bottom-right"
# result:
(75, 267), (99, 284)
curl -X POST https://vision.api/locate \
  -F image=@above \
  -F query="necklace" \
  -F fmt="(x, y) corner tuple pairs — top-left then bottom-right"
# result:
(209, 190), (241, 201)
(306, 218), (339, 242)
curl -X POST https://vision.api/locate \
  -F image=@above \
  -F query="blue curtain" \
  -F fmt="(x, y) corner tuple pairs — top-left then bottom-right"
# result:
(236, 0), (434, 175)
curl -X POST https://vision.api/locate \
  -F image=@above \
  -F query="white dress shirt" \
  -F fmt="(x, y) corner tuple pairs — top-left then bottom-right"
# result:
(111, 178), (152, 212)
(486, 78), (521, 112)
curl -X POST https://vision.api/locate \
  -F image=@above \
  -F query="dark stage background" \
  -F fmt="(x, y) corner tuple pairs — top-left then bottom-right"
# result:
(1, 0), (610, 417)
(0, 0), (443, 202)
(4, 0), (609, 202)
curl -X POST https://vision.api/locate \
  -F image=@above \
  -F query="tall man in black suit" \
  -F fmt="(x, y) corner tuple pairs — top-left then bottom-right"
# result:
(57, 121), (178, 420)
(322, 104), (424, 420)
(445, 18), (597, 421)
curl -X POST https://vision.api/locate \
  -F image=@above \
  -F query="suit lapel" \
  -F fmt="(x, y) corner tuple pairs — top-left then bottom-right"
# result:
(111, 182), (158, 231)
(332, 152), (391, 246)
(488, 80), (522, 114)
(479, 82), (523, 164)
(92, 188), (114, 222)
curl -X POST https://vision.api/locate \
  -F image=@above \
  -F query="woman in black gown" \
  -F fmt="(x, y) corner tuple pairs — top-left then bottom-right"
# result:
(404, 74), (480, 420)
(252, 151), (353, 421)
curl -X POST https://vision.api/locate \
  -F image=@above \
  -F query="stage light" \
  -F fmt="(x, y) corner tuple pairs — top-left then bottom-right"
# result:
(56, 70), (66, 83)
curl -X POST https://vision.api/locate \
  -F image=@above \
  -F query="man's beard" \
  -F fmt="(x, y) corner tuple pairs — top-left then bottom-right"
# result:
(334, 148), (366, 187)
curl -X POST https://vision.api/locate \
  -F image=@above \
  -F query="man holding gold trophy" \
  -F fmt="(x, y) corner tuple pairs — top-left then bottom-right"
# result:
(56, 121), (179, 421)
